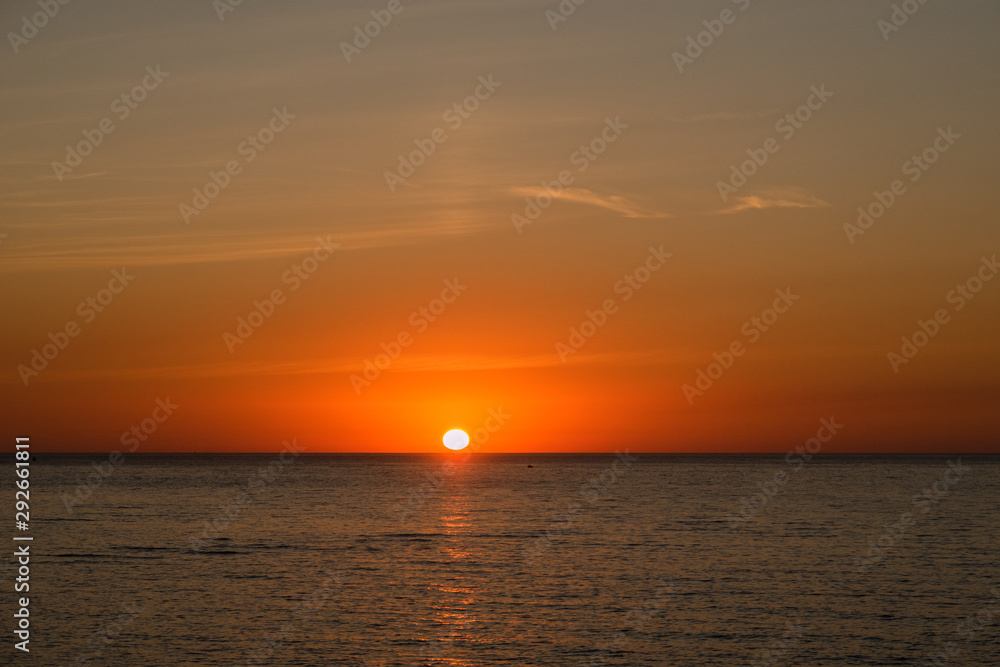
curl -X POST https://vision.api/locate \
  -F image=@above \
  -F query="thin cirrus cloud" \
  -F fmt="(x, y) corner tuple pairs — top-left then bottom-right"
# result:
(509, 186), (669, 219)
(714, 187), (830, 215)
(0, 350), (693, 385)
(668, 108), (781, 123)
(0, 215), (498, 273)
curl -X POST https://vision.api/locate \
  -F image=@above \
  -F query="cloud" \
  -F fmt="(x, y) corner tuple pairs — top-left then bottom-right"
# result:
(0, 349), (696, 384)
(0, 217), (493, 274)
(510, 186), (668, 219)
(715, 187), (830, 215)
(0, 353), (565, 384)
(669, 109), (780, 123)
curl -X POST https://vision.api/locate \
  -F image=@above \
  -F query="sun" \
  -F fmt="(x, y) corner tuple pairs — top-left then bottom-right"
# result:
(442, 429), (470, 451)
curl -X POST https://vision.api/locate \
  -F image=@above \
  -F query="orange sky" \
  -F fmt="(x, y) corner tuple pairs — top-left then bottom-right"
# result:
(2, 1), (998, 452)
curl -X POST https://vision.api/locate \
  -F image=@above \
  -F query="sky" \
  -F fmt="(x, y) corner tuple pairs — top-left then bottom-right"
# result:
(2, 0), (998, 453)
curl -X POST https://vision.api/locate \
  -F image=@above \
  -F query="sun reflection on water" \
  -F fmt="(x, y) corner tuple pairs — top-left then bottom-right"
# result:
(415, 480), (481, 665)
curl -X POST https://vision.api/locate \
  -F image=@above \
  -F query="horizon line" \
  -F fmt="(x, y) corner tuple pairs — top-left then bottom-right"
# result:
(16, 451), (1000, 456)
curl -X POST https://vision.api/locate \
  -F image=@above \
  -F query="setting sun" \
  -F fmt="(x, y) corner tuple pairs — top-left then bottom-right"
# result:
(442, 429), (470, 451)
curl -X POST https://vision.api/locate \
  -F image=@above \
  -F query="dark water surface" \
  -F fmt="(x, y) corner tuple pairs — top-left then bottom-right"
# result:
(9, 454), (1000, 665)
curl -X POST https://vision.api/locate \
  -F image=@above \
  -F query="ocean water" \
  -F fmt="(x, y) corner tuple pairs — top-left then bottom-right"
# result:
(10, 453), (1000, 666)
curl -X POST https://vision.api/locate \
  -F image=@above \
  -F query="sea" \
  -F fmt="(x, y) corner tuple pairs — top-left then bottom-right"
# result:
(9, 453), (1000, 666)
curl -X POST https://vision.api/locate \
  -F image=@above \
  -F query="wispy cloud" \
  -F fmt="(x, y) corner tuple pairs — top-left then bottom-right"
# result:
(670, 109), (780, 123)
(0, 349), (696, 384)
(0, 353), (563, 384)
(714, 187), (830, 215)
(0, 216), (495, 274)
(510, 186), (668, 219)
